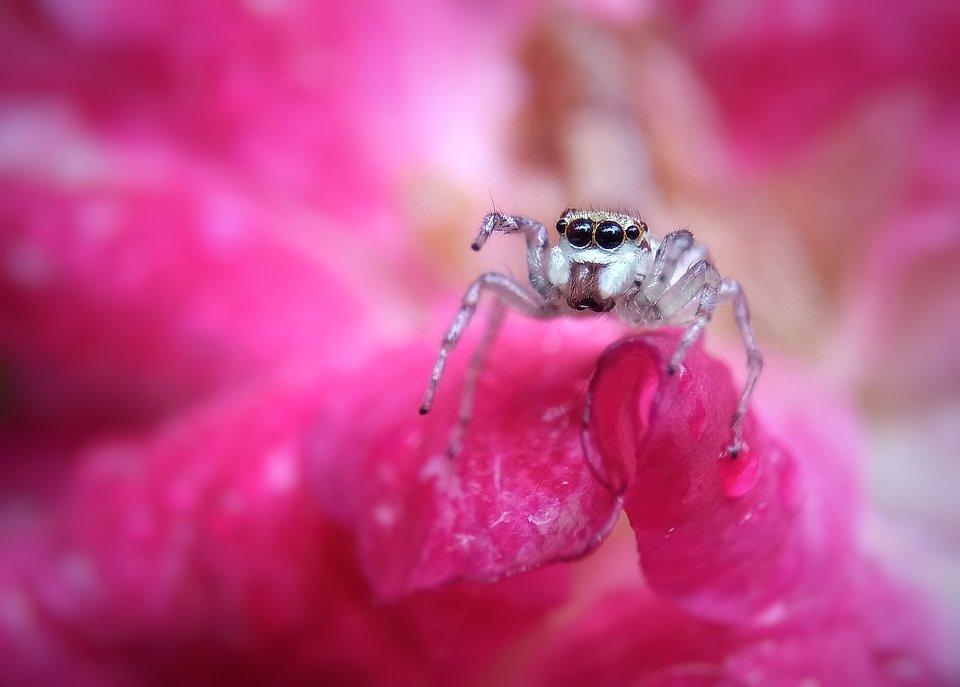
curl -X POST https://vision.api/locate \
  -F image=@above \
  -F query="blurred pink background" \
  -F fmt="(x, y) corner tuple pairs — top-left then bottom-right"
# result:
(1, 1), (959, 685)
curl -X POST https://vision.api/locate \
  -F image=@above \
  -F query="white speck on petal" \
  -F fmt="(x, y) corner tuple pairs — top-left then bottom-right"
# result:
(527, 498), (561, 527)
(541, 404), (569, 422)
(373, 504), (397, 528)
(264, 446), (297, 492)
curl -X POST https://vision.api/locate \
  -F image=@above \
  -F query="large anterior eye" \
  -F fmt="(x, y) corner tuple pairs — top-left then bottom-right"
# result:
(595, 220), (624, 249)
(566, 218), (593, 248)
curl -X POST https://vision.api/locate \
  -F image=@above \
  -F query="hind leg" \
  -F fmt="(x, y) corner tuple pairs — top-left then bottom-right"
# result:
(444, 299), (506, 458)
(717, 278), (764, 456)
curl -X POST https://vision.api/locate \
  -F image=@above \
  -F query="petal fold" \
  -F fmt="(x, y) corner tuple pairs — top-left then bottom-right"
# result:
(311, 318), (623, 599)
(586, 332), (861, 623)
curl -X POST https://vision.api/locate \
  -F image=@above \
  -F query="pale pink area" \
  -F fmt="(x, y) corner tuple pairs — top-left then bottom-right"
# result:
(670, 0), (960, 165)
(311, 317), (622, 598)
(585, 333), (861, 623)
(0, 1), (394, 213)
(0, 365), (569, 687)
(836, 112), (960, 411)
(840, 201), (960, 410)
(0, 1), (537, 225)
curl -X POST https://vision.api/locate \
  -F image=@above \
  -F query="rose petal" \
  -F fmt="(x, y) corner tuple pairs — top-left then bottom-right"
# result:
(521, 579), (947, 687)
(311, 316), (623, 599)
(0, 366), (569, 685)
(839, 200), (960, 413)
(670, 1), (960, 165)
(0, 175), (362, 431)
(586, 331), (860, 623)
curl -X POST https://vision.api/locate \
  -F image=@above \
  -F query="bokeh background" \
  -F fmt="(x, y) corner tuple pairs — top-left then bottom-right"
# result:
(1, 1), (959, 685)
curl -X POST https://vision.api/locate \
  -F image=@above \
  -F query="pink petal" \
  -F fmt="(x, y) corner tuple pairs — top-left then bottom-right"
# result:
(0, 1), (538, 227)
(521, 579), (947, 687)
(311, 317), (623, 599)
(840, 199), (960, 413)
(0, 175), (362, 431)
(670, 1), (960, 165)
(0, 367), (569, 686)
(585, 331), (860, 623)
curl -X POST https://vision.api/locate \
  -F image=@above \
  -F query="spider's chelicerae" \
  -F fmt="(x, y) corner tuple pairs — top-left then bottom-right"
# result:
(419, 209), (763, 459)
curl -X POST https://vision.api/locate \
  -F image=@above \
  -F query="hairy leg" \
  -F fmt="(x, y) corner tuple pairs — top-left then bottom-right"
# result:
(718, 278), (764, 456)
(470, 211), (556, 299)
(641, 229), (695, 302)
(658, 260), (722, 374)
(444, 299), (506, 458)
(643, 258), (763, 456)
(420, 271), (558, 427)
(629, 256), (721, 327)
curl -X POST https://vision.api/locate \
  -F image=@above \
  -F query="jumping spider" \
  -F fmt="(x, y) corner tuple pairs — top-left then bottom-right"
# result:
(419, 209), (763, 459)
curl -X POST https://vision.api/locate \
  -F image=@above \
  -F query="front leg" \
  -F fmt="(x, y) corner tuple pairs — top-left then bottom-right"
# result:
(445, 298), (506, 458)
(655, 260), (722, 374)
(470, 211), (556, 299)
(641, 229), (695, 302)
(638, 258), (763, 456)
(420, 272), (560, 456)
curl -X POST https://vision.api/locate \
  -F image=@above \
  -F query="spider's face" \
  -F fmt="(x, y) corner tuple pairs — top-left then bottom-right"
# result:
(554, 210), (646, 253)
(549, 210), (650, 312)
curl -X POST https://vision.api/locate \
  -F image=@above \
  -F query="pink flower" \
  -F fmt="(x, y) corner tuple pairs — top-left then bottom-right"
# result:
(669, 0), (960, 166)
(3, 313), (947, 684)
(310, 317), (623, 598)
(584, 333), (862, 623)
(0, 169), (363, 433)
(0, 356), (571, 686)
(519, 575), (943, 687)
(1, 0), (958, 685)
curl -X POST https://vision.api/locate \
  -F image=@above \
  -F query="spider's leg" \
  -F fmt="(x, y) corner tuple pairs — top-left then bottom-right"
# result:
(718, 278), (764, 456)
(471, 212), (556, 299)
(641, 229), (696, 302)
(420, 272), (558, 456)
(445, 298), (506, 459)
(642, 258), (763, 457)
(658, 260), (722, 374)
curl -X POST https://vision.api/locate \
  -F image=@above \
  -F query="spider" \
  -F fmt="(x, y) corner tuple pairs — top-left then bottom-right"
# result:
(419, 209), (763, 459)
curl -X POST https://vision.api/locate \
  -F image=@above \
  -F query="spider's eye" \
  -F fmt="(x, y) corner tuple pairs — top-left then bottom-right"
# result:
(566, 218), (593, 248)
(555, 218), (568, 235)
(625, 224), (641, 241)
(596, 220), (624, 250)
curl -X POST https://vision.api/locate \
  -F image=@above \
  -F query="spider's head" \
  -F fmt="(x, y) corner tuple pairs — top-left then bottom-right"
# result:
(549, 209), (650, 312)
